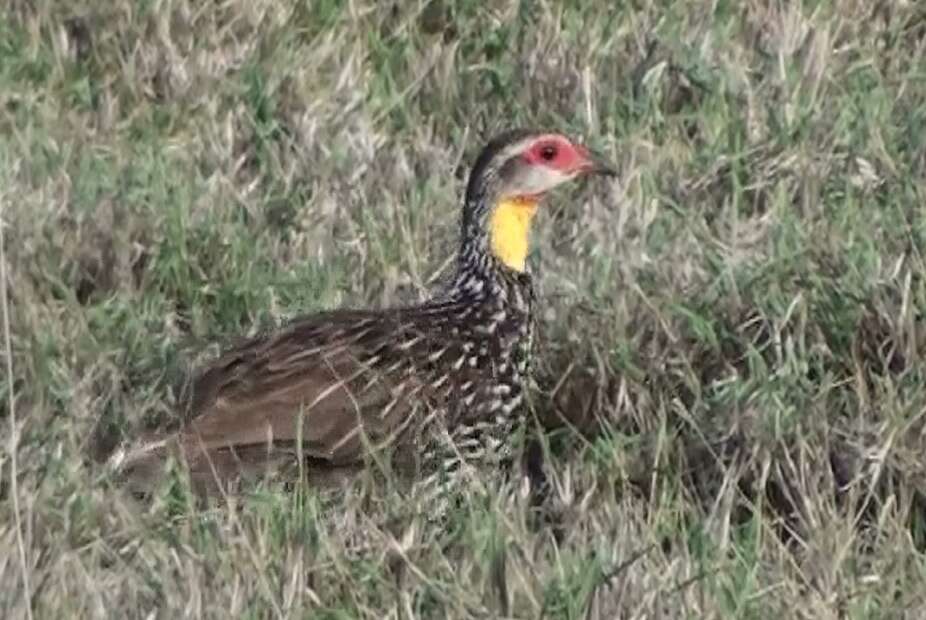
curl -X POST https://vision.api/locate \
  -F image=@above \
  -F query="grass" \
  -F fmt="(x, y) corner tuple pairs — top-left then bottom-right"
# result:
(3, 0), (926, 617)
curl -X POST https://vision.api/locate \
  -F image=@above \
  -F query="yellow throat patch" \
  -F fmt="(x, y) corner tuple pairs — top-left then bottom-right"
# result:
(489, 197), (539, 272)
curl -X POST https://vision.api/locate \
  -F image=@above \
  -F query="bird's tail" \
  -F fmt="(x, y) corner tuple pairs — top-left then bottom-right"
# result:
(107, 432), (299, 496)
(106, 432), (188, 494)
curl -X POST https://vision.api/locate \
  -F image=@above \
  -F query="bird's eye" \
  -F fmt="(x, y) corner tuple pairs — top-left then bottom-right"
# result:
(540, 145), (557, 161)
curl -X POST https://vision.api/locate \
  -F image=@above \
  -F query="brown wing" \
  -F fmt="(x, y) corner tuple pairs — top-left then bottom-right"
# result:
(182, 308), (446, 462)
(116, 305), (468, 488)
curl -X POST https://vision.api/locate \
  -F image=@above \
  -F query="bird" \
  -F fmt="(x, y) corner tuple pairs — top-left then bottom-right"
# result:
(110, 128), (615, 501)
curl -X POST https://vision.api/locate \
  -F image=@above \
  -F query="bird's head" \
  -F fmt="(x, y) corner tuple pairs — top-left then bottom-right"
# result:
(461, 129), (615, 272)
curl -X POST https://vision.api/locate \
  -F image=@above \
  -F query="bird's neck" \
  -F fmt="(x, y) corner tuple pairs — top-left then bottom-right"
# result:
(456, 190), (538, 284)
(452, 197), (536, 305)
(487, 197), (538, 272)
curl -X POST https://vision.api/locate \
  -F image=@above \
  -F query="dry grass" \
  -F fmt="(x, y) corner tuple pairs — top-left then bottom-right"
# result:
(3, 0), (926, 617)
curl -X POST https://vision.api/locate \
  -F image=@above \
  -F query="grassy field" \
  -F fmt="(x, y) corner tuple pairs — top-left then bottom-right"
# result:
(3, 0), (926, 617)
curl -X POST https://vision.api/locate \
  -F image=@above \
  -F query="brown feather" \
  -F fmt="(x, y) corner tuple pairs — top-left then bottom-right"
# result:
(116, 299), (496, 490)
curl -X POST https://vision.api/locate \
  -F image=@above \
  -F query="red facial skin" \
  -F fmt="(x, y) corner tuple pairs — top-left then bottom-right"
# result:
(521, 135), (590, 174)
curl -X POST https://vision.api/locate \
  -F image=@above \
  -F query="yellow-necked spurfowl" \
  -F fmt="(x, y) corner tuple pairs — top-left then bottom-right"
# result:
(112, 129), (614, 497)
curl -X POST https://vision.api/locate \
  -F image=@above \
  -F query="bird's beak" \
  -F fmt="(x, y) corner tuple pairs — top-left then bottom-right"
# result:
(578, 146), (617, 177)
